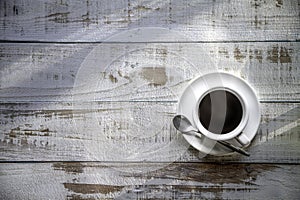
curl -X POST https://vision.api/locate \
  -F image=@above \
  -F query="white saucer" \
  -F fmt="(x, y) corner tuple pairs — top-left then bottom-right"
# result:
(177, 72), (260, 156)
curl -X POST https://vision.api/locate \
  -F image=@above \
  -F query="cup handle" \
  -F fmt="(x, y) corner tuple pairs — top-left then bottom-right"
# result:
(236, 133), (250, 146)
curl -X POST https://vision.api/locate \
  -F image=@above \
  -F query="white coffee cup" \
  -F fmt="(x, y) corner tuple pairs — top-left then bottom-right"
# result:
(192, 87), (250, 145)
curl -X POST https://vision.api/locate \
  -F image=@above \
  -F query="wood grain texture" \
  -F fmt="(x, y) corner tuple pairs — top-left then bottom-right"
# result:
(1, 102), (299, 163)
(0, 0), (299, 42)
(1, 42), (299, 102)
(0, 162), (299, 199)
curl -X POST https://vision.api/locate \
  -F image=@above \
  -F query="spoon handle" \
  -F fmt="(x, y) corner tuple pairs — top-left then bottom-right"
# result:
(181, 131), (202, 138)
(217, 140), (250, 157)
(180, 131), (250, 157)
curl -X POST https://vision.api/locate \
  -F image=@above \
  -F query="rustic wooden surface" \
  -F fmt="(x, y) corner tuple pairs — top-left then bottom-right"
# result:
(0, 0), (299, 199)
(0, 0), (299, 42)
(1, 162), (300, 199)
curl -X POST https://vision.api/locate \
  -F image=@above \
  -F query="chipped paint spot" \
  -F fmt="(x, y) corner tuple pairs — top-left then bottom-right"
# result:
(139, 67), (167, 87)
(267, 46), (292, 63)
(13, 5), (18, 15)
(279, 47), (292, 63)
(234, 47), (246, 62)
(218, 47), (229, 58)
(134, 5), (152, 11)
(254, 16), (260, 28)
(9, 125), (51, 137)
(267, 46), (279, 63)
(127, 0), (132, 23)
(254, 49), (263, 63)
(216, 47), (265, 64)
(46, 12), (70, 23)
(276, 0), (283, 7)
(108, 74), (118, 83)
(252, 15), (267, 29)
(251, 0), (265, 9)
(54, 74), (59, 80)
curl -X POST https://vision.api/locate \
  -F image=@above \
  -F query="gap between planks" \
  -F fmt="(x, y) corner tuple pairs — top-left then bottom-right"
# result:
(1, 100), (300, 103)
(0, 161), (300, 165)
(0, 40), (299, 44)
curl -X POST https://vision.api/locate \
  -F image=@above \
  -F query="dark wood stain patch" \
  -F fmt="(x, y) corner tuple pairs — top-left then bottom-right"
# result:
(52, 162), (84, 174)
(67, 194), (96, 200)
(121, 163), (277, 190)
(63, 183), (124, 194)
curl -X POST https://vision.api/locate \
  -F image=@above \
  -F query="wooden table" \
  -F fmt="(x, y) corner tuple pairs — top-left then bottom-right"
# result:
(0, 0), (299, 199)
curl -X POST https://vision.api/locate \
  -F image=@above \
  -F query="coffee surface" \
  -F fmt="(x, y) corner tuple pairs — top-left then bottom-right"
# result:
(198, 90), (243, 134)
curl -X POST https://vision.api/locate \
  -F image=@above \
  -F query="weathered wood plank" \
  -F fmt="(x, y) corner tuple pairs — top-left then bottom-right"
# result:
(1, 102), (299, 163)
(0, 0), (299, 42)
(0, 42), (299, 102)
(0, 162), (299, 199)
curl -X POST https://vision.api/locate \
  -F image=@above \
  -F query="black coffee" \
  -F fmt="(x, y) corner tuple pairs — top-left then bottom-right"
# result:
(198, 90), (243, 134)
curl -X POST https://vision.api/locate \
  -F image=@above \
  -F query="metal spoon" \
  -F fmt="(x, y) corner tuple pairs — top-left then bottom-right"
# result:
(172, 115), (250, 156)
(172, 114), (202, 137)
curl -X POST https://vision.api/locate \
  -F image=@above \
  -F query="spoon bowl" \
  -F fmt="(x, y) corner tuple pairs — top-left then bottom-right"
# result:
(173, 115), (198, 133)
